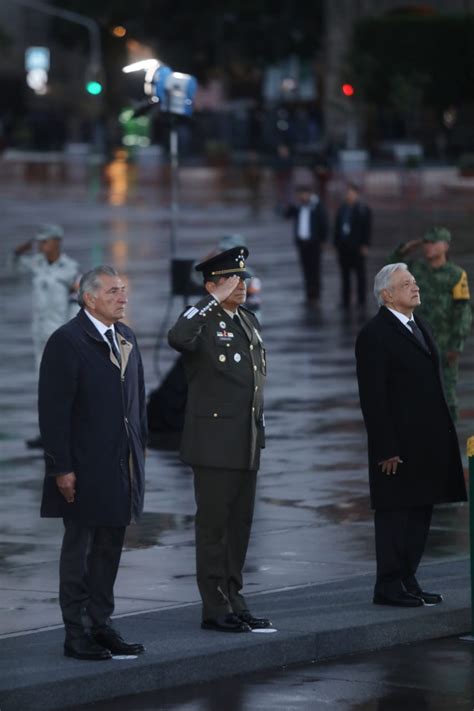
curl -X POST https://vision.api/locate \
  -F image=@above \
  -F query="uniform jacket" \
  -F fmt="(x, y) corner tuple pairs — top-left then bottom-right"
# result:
(285, 199), (328, 246)
(14, 252), (80, 339)
(168, 295), (266, 471)
(355, 306), (467, 510)
(39, 309), (147, 526)
(334, 200), (372, 253)
(389, 245), (472, 356)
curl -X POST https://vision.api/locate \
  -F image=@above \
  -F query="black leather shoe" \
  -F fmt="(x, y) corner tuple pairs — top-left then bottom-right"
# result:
(237, 610), (273, 629)
(92, 627), (145, 655)
(201, 613), (251, 633)
(373, 591), (423, 608)
(64, 636), (112, 661)
(407, 589), (443, 606)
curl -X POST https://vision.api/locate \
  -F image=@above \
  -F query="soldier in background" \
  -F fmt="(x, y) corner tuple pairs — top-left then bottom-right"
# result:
(12, 224), (80, 447)
(389, 227), (472, 421)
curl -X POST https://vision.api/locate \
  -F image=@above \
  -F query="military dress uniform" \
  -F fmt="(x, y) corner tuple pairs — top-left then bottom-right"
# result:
(14, 239), (79, 370)
(168, 247), (270, 632)
(389, 229), (472, 421)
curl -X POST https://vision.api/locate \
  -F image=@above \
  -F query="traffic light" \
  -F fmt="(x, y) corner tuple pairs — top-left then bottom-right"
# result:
(86, 80), (103, 95)
(342, 83), (355, 97)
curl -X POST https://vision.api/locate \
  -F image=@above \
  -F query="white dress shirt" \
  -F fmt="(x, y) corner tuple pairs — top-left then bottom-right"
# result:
(84, 310), (120, 351)
(387, 307), (414, 332)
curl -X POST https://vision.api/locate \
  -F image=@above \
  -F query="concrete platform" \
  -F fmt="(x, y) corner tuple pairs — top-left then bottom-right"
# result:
(0, 558), (470, 711)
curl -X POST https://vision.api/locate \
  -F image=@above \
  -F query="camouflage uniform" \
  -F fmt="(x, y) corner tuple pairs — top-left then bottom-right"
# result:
(389, 243), (472, 421)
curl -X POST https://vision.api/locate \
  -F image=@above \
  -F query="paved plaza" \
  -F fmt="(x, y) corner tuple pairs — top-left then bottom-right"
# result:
(0, 173), (473, 707)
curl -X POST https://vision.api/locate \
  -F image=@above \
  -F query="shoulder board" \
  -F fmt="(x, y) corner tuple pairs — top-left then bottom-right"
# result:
(452, 269), (470, 301)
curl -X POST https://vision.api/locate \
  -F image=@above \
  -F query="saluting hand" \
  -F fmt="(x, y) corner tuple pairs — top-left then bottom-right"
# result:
(56, 472), (76, 503)
(213, 275), (242, 303)
(379, 456), (403, 476)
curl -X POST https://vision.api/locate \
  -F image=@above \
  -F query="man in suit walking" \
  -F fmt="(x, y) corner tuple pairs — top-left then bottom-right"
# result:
(355, 263), (467, 607)
(39, 265), (147, 659)
(285, 184), (328, 306)
(334, 183), (372, 310)
(168, 246), (271, 633)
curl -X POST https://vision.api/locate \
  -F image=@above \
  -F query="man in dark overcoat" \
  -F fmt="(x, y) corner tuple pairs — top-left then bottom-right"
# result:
(39, 265), (147, 659)
(356, 263), (467, 607)
(334, 182), (372, 310)
(168, 246), (271, 633)
(285, 184), (328, 306)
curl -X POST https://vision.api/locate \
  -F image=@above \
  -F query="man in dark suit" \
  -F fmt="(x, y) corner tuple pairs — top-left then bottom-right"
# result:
(355, 263), (467, 607)
(39, 265), (147, 659)
(334, 183), (372, 310)
(285, 184), (328, 306)
(168, 247), (271, 633)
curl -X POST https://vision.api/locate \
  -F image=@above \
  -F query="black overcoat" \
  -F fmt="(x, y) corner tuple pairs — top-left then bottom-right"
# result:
(39, 309), (147, 526)
(168, 295), (266, 471)
(355, 306), (467, 510)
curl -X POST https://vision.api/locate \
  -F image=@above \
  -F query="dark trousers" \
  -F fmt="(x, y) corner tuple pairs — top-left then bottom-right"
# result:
(59, 519), (126, 640)
(374, 506), (433, 596)
(193, 467), (257, 619)
(296, 240), (321, 301)
(337, 249), (366, 306)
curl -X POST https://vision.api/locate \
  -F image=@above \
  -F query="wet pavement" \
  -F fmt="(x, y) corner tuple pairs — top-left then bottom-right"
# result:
(72, 635), (474, 710)
(0, 171), (474, 707)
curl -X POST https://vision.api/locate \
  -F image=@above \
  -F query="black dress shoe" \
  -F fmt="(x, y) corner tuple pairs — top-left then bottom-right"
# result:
(237, 610), (273, 629)
(201, 613), (251, 633)
(92, 627), (145, 655)
(373, 591), (423, 608)
(407, 589), (443, 606)
(64, 636), (112, 661)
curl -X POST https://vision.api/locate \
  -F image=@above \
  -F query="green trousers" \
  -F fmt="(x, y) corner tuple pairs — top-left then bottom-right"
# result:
(441, 358), (459, 423)
(193, 467), (257, 620)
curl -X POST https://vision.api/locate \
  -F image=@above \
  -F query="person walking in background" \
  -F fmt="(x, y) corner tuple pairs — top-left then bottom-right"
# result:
(168, 246), (271, 633)
(334, 182), (372, 312)
(39, 266), (147, 660)
(356, 263), (466, 609)
(388, 227), (471, 422)
(12, 224), (80, 448)
(285, 184), (328, 307)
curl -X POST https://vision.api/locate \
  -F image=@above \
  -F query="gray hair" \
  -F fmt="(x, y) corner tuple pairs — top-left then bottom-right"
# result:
(373, 263), (408, 306)
(78, 265), (119, 307)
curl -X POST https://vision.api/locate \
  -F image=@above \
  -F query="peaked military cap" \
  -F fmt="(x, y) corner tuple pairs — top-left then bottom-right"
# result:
(195, 246), (251, 280)
(35, 224), (64, 241)
(423, 227), (451, 243)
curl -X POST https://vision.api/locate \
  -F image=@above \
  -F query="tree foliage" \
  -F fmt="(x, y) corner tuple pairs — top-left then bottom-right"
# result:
(348, 14), (474, 111)
(52, 0), (324, 79)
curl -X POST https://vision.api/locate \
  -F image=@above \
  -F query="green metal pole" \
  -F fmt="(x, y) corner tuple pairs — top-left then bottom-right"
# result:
(468, 436), (474, 636)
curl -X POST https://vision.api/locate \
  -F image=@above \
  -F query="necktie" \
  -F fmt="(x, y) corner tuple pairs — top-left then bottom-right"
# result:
(407, 320), (428, 350)
(105, 329), (122, 366)
(233, 313), (247, 338)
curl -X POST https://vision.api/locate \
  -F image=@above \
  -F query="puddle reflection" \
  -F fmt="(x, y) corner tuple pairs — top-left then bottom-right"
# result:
(124, 511), (194, 549)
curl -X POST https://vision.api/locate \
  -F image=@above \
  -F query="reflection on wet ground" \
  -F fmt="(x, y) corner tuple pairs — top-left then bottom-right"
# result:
(73, 636), (474, 710)
(0, 185), (473, 635)
(124, 511), (195, 550)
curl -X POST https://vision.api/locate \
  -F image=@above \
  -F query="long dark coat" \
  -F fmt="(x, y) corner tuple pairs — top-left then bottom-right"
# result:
(39, 309), (147, 526)
(355, 306), (467, 510)
(168, 294), (266, 471)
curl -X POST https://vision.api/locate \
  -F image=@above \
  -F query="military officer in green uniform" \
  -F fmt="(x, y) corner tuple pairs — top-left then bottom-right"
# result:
(389, 227), (472, 421)
(168, 246), (272, 633)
